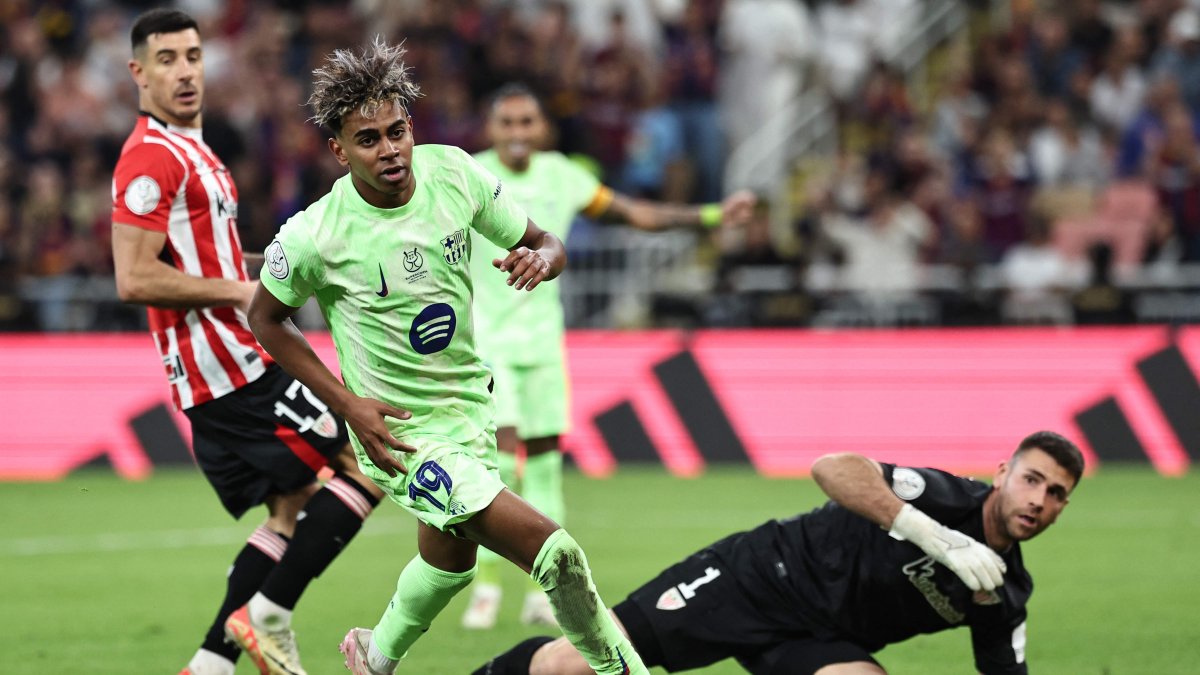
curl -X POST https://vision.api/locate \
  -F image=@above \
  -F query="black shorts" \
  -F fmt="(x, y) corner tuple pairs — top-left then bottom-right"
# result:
(613, 548), (878, 674)
(185, 364), (349, 518)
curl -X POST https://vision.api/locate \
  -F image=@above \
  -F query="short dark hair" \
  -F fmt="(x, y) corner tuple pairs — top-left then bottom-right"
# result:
(487, 82), (547, 118)
(1013, 430), (1084, 487)
(131, 9), (199, 54)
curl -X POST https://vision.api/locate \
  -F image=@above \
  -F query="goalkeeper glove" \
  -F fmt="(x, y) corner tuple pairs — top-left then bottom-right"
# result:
(889, 503), (1007, 592)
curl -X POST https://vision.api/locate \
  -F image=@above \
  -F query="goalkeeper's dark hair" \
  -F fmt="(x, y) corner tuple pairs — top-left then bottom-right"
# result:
(308, 36), (422, 135)
(1014, 431), (1084, 487)
(131, 8), (199, 54)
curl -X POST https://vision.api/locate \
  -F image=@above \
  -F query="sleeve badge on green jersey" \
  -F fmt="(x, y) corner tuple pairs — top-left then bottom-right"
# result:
(266, 241), (289, 279)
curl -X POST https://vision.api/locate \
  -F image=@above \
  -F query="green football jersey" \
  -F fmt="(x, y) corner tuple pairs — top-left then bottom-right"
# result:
(470, 150), (601, 365)
(261, 144), (528, 444)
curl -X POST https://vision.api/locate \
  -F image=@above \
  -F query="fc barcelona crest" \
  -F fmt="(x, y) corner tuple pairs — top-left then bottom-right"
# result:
(441, 229), (467, 264)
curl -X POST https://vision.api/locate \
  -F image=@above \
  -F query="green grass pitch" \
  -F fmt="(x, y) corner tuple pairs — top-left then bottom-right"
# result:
(1, 465), (1196, 674)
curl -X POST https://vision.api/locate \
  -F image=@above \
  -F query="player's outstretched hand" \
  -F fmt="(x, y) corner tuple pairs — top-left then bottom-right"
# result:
(720, 189), (758, 227)
(341, 395), (417, 477)
(494, 247), (551, 292)
(890, 503), (1007, 592)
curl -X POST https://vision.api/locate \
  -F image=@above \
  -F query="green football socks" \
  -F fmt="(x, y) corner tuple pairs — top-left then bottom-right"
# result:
(522, 450), (564, 525)
(530, 529), (647, 675)
(372, 555), (475, 661)
(496, 448), (519, 492)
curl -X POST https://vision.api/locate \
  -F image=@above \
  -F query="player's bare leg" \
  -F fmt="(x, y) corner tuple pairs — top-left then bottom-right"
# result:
(462, 426), (521, 629)
(527, 611), (631, 675)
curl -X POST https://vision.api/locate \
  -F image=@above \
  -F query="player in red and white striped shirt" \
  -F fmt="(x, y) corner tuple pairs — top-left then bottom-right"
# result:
(110, 10), (385, 675)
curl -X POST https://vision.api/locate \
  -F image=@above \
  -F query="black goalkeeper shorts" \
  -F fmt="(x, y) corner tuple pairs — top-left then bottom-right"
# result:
(613, 547), (878, 674)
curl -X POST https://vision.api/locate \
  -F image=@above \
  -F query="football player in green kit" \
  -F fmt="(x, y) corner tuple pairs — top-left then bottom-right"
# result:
(247, 40), (648, 675)
(463, 83), (756, 629)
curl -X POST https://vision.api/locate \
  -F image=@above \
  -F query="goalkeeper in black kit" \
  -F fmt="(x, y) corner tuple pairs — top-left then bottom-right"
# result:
(476, 430), (1083, 675)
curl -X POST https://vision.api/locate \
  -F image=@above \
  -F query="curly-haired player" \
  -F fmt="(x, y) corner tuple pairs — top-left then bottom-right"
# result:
(246, 37), (649, 675)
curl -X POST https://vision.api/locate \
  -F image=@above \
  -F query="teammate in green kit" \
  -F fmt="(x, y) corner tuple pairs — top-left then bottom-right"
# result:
(462, 83), (757, 629)
(246, 40), (649, 675)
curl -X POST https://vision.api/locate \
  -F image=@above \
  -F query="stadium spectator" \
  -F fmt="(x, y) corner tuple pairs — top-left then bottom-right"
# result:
(7, 0), (1200, 331)
(814, 0), (875, 103)
(1143, 102), (1200, 261)
(1069, 0), (1114, 71)
(818, 164), (936, 320)
(998, 215), (1087, 325)
(708, 198), (807, 327)
(1151, 8), (1200, 114)
(931, 66), (989, 162)
(1088, 25), (1147, 135)
(522, 1), (586, 155)
(719, 0), (813, 191)
(579, 10), (655, 179)
(618, 74), (688, 201)
(1025, 10), (1085, 100)
(661, 0), (724, 201)
(246, 39), (649, 675)
(967, 128), (1035, 261)
(108, 11), (385, 675)
(1028, 97), (1109, 192)
(1115, 73), (1193, 178)
(477, 430), (1084, 675)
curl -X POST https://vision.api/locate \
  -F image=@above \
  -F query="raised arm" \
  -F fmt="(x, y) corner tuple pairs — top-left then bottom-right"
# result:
(112, 222), (254, 310)
(599, 189), (757, 231)
(811, 452), (1007, 592)
(811, 453), (904, 528)
(492, 218), (565, 291)
(246, 284), (413, 476)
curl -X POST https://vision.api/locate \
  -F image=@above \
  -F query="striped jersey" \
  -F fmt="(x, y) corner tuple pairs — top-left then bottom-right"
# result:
(112, 113), (269, 410)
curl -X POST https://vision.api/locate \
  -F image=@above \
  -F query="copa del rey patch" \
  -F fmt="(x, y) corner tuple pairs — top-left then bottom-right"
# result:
(124, 175), (161, 215)
(656, 588), (687, 611)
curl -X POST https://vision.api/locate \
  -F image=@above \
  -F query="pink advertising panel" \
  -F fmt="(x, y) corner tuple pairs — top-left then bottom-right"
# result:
(0, 328), (1193, 480)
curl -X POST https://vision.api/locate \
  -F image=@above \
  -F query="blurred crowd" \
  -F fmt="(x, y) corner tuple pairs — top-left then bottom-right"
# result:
(703, 0), (1200, 328)
(2, 0), (1200, 331)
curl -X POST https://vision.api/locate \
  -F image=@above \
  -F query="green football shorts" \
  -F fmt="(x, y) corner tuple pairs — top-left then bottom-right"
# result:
(490, 360), (570, 439)
(356, 427), (505, 532)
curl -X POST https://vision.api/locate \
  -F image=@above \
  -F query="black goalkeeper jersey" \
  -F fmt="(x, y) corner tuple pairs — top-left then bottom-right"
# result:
(706, 464), (1031, 675)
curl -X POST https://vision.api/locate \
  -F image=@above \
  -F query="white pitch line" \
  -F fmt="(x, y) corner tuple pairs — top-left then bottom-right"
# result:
(10, 507), (1190, 558)
(0, 518), (411, 558)
(0, 509), (766, 558)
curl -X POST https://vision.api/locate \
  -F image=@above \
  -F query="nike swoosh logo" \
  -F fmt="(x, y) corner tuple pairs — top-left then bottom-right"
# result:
(617, 647), (630, 675)
(376, 263), (389, 297)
